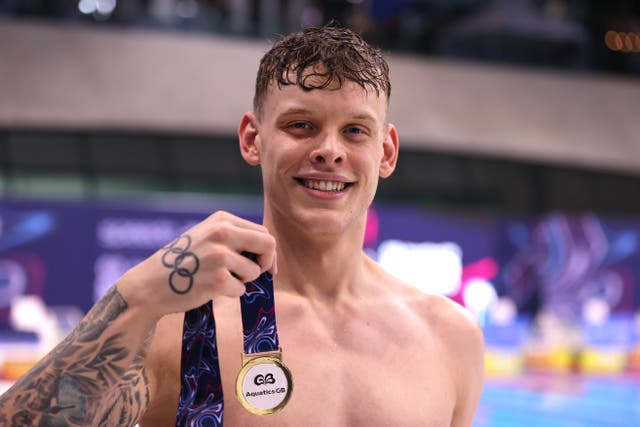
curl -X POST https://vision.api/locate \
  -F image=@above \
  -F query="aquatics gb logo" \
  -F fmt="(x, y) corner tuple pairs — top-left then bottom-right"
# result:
(254, 373), (276, 386)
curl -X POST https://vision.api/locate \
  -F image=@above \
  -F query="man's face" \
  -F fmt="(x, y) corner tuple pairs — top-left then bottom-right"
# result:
(244, 75), (398, 236)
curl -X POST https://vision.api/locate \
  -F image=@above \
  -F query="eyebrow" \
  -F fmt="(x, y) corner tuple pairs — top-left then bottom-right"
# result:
(278, 107), (314, 117)
(349, 112), (377, 123)
(278, 107), (377, 123)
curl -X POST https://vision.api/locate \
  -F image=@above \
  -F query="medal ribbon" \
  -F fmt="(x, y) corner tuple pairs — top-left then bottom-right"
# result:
(176, 270), (279, 427)
(239, 271), (280, 355)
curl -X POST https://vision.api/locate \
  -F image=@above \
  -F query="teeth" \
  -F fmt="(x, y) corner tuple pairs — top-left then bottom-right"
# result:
(303, 179), (346, 192)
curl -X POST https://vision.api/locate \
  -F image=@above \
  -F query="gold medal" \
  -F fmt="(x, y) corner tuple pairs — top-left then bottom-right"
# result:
(235, 347), (293, 415)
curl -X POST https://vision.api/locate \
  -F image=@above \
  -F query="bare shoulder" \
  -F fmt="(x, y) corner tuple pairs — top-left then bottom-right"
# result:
(374, 259), (483, 350)
(390, 272), (484, 365)
(424, 297), (484, 425)
(139, 312), (183, 426)
(422, 294), (484, 426)
(421, 293), (483, 353)
(377, 260), (483, 353)
(375, 263), (484, 426)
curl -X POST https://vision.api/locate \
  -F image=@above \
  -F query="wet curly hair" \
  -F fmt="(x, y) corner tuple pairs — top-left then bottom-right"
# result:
(253, 24), (391, 115)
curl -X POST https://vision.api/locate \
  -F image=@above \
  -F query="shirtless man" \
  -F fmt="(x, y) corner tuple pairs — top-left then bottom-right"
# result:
(0, 25), (484, 426)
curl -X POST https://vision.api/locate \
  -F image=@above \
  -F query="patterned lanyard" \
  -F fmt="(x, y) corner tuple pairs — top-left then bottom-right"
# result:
(175, 271), (279, 427)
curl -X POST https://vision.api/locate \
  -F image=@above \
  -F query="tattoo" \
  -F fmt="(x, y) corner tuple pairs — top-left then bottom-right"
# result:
(95, 327), (153, 427)
(0, 287), (153, 427)
(95, 368), (149, 427)
(162, 234), (200, 295)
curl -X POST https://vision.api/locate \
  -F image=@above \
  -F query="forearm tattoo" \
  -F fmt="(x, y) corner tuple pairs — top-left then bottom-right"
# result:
(162, 234), (200, 295)
(0, 287), (153, 427)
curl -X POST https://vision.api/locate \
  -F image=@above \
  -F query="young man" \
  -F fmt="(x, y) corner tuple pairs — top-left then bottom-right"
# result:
(0, 25), (484, 426)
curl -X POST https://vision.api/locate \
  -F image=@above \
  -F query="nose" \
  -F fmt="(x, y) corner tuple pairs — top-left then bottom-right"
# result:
(309, 133), (344, 165)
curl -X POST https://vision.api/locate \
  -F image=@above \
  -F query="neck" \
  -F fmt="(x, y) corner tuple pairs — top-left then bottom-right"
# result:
(263, 211), (371, 302)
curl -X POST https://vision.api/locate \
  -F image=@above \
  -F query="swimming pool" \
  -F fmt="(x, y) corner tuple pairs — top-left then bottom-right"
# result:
(474, 374), (640, 427)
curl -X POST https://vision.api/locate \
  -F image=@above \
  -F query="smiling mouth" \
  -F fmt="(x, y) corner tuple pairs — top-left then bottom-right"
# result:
(295, 178), (353, 193)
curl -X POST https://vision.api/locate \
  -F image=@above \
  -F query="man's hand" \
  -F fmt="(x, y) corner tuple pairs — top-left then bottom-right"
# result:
(0, 210), (277, 426)
(119, 211), (277, 319)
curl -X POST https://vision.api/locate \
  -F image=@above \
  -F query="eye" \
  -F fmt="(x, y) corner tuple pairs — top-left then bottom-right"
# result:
(285, 121), (315, 137)
(289, 122), (312, 130)
(344, 126), (367, 137)
(282, 120), (315, 138)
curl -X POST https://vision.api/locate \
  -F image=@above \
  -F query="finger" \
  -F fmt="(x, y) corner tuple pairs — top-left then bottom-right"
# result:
(202, 213), (276, 273)
(225, 250), (262, 283)
(226, 276), (248, 298)
(221, 227), (276, 274)
(269, 251), (278, 276)
(240, 250), (277, 277)
(207, 211), (269, 234)
(213, 269), (248, 298)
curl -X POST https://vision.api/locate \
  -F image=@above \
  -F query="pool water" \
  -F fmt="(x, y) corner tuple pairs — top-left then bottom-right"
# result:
(474, 374), (640, 427)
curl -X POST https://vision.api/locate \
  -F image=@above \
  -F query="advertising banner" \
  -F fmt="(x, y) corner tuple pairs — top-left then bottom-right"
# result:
(1, 198), (638, 331)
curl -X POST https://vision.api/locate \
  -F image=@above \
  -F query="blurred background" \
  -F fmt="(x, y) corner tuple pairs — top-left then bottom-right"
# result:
(1, 1), (639, 426)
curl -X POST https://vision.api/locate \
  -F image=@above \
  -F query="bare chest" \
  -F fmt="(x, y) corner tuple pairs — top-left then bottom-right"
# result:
(219, 306), (455, 427)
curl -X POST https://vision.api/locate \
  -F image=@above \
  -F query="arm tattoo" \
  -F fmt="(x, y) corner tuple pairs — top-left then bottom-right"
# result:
(95, 330), (153, 427)
(0, 286), (153, 427)
(161, 234), (200, 295)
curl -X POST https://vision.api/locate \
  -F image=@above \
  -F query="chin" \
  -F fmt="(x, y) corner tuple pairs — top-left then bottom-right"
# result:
(292, 208), (358, 236)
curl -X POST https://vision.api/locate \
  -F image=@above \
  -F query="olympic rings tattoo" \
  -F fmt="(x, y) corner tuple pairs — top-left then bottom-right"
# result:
(161, 235), (200, 295)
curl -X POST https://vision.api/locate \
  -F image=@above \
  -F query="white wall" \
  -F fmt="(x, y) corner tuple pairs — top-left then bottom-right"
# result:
(1, 17), (639, 174)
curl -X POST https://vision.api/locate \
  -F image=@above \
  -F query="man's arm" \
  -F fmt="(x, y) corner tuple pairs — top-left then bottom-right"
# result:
(448, 301), (485, 427)
(0, 211), (277, 426)
(0, 286), (155, 426)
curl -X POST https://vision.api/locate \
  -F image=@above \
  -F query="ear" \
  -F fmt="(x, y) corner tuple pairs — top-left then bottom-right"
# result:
(238, 112), (261, 166)
(379, 123), (399, 178)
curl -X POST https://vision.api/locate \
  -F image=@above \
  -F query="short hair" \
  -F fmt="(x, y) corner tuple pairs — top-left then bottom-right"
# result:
(253, 24), (391, 115)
